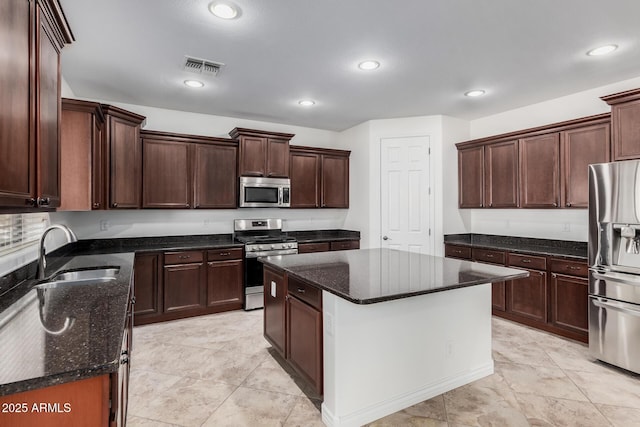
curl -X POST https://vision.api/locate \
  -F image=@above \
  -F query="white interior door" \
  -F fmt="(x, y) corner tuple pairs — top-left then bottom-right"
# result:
(380, 136), (432, 253)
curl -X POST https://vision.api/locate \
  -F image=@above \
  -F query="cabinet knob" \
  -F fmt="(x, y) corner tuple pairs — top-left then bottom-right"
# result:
(131, 296), (136, 304)
(552, 273), (557, 278)
(112, 202), (118, 208)
(297, 288), (306, 294)
(186, 203), (190, 208)
(93, 202), (100, 209)
(219, 252), (230, 256)
(566, 203), (571, 207)
(553, 202), (558, 207)
(521, 259), (531, 263)
(25, 198), (37, 207)
(37, 197), (51, 206)
(489, 203), (493, 207)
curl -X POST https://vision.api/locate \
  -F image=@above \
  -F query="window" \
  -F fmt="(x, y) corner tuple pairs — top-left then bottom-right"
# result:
(0, 213), (49, 256)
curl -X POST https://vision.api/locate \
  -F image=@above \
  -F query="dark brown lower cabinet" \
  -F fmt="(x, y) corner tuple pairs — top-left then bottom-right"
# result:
(297, 239), (360, 254)
(330, 240), (360, 251)
(287, 295), (323, 395)
(444, 243), (588, 342)
(134, 247), (243, 325)
(264, 266), (287, 356)
(508, 270), (547, 322)
(207, 258), (243, 310)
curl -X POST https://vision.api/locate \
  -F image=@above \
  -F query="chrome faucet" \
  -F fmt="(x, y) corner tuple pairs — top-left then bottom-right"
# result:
(37, 224), (78, 279)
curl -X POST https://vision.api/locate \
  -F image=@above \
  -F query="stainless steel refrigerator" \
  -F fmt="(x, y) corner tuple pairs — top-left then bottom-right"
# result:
(588, 159), (640, 374)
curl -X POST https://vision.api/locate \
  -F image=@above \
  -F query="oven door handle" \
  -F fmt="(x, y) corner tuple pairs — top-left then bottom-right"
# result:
(592, 271), (640, 286)
(591, 296), (640, 317)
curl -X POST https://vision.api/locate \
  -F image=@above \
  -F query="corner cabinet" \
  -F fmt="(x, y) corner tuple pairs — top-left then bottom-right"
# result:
(0, 0), (73, 209)
(601, 88), (640, 161)
(263, 266), (287, 356)
(230, 128), (294, 178)
(458, 146), (484, 208)
(290, 146), (351, 208)
(102, 105), (146, 209)
(140, 130), (238, 209)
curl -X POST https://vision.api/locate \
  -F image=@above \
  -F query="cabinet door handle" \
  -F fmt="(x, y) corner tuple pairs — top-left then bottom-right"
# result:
(120, 356), (129, 365)
(131, 296), (136, 304)
(567, 266), (581, 270)
(186, 203), (190, 208)
(37, 197), (50, 206)
(566, 203), (572, 207)
(552, 273), (557, 278)
(112, 202), (118, 208)
(553, 202), (558, 207)
(25, 198), (37, 206)
(521, 259), (531, 263)
(178, 255), (191, 259)
(485, 254), (495, 258)
(93, 202), (100, 209)
(297, 288), (306, 293)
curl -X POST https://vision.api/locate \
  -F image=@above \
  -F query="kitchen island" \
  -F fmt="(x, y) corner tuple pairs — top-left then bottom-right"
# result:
(261, 248), (528, 427)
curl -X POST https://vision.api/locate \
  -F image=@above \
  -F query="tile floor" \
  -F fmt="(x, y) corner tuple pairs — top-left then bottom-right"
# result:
(128, 311), (640, 427)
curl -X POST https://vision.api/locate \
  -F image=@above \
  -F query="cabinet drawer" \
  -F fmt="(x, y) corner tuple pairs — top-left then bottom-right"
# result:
(550, 258), (588, 278)
(472, 248), (506, 265)
(288, 276), (322, 310)
(330, 240), (360, 251)
(298, 242), (331, 254)
(444, 244), (472, 260)
(164, 250), (204, 265)
(208, 248), (243, 261)
(508, 253), (547, 270)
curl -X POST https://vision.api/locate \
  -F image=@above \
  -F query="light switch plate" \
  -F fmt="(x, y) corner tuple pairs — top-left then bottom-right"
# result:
(270, 281), (276, 298)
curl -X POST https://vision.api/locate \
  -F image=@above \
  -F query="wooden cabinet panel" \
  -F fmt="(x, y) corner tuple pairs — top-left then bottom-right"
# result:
(207, 248), (243, 261)
(549, 258), (588, 278)
(207, 259), (243, 309)
(561, 123), (610, 208)
(472, 248), (506, 265)
(288, 276), (322, 310)
(105, 111), (144, 209)
(508, 253), (546, 270)
(458, 146), (484, 208)
(330, 240), (360, 251)
(267, 138), (290, 178)
(35, 5), (61, 208)
(0, 0), (34, 207)
(287, 295), (323, 395)
(492, 282), (506, 312)
(290, 151), (320, 208)
(164, 250), (204, 265)
(551, 273), (588, 335)
(239, 136), (267, 176)
(602, 89), (640, 161)
(133, 252), (161, 318)
(163, 262), (206, 313)
(508, 270), (547, 323)
(60, 99), (105, 210)
(485, 141), (518, 208)
(444, 244), (472, 260)
(322, 154), (349, 208)
(264, 266), (287, 356)
(194, 143), (237, 208)
(142, 138), (191, 208)
(298, 242), (331, 253)
(519, 133), (560, 208)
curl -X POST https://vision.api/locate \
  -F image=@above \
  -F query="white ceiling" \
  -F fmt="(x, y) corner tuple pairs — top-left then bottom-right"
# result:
(60, 0), (640, 132)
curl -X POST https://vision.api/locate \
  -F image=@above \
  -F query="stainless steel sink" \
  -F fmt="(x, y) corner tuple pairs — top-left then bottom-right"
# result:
(52, 267), (120, 282)
(35, 267), (120, 290)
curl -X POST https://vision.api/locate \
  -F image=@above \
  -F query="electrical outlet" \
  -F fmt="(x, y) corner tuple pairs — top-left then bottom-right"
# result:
(100, 220), (109, 231)
(446, 340), (454, 358)
(562, 223), (570, 232)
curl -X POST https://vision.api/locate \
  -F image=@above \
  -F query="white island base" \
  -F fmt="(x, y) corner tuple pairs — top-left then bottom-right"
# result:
(321, 283), (493, 427)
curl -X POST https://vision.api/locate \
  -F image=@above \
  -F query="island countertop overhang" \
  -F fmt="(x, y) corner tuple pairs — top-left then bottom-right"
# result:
(259, 248), (529, 304)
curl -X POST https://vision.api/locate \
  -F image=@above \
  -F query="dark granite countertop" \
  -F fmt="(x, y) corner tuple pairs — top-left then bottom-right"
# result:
(71, 234), (243, 254)
(260, 248), (528, 304)
(444, 234), (587, 260)
(0, 251), (134, 397)
(286, 229), (360, 243)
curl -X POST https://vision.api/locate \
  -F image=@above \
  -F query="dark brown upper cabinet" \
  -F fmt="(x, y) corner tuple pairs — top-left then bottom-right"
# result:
(229, 128), (294, 178)
(60, 99), (105, 211)
(456, 113), (610, 209)
(560, 121), (610, 208)
(140, 130), (238, 209)
(519, 133), (560, 208)
(602, 88), (640, 161)
(485, 140), (518, 208)
(0, 0), (73, 209)
(102, 105), (146, 209)
(458, 146), (484, 208)
(289, 146), (351, 208)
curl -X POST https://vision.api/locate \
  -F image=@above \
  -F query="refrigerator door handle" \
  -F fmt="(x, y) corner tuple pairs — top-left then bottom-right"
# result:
(591, 297), (640, 317)
(592, 271), (640, 286)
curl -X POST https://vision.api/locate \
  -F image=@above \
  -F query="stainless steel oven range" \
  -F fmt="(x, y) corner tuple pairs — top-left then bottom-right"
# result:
(588, 160), (640, 374)
(234, 218), (297, 310)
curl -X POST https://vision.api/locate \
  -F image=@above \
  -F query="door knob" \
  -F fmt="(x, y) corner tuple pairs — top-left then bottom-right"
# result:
(382, 236), (390, 241)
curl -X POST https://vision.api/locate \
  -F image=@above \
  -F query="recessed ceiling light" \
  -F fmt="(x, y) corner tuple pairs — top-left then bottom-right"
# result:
(298, 100), (315, 107)
(358, 60), (380, 71)
(184, 79), (205, 88)
(209, 2), (238, 19)
(586, 44), (618, 56)
(464, 90), (485, 97)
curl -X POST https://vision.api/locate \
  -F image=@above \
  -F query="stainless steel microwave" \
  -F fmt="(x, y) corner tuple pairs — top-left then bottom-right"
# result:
(239, 177), (291, 208)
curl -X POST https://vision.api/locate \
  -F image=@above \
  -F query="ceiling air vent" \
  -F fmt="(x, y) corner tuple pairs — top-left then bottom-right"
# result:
(183, 56), (225, 77)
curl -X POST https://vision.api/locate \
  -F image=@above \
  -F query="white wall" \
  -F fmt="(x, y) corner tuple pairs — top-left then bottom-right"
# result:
(441, 116), (470, 235)
(454, 74), (640, 242)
